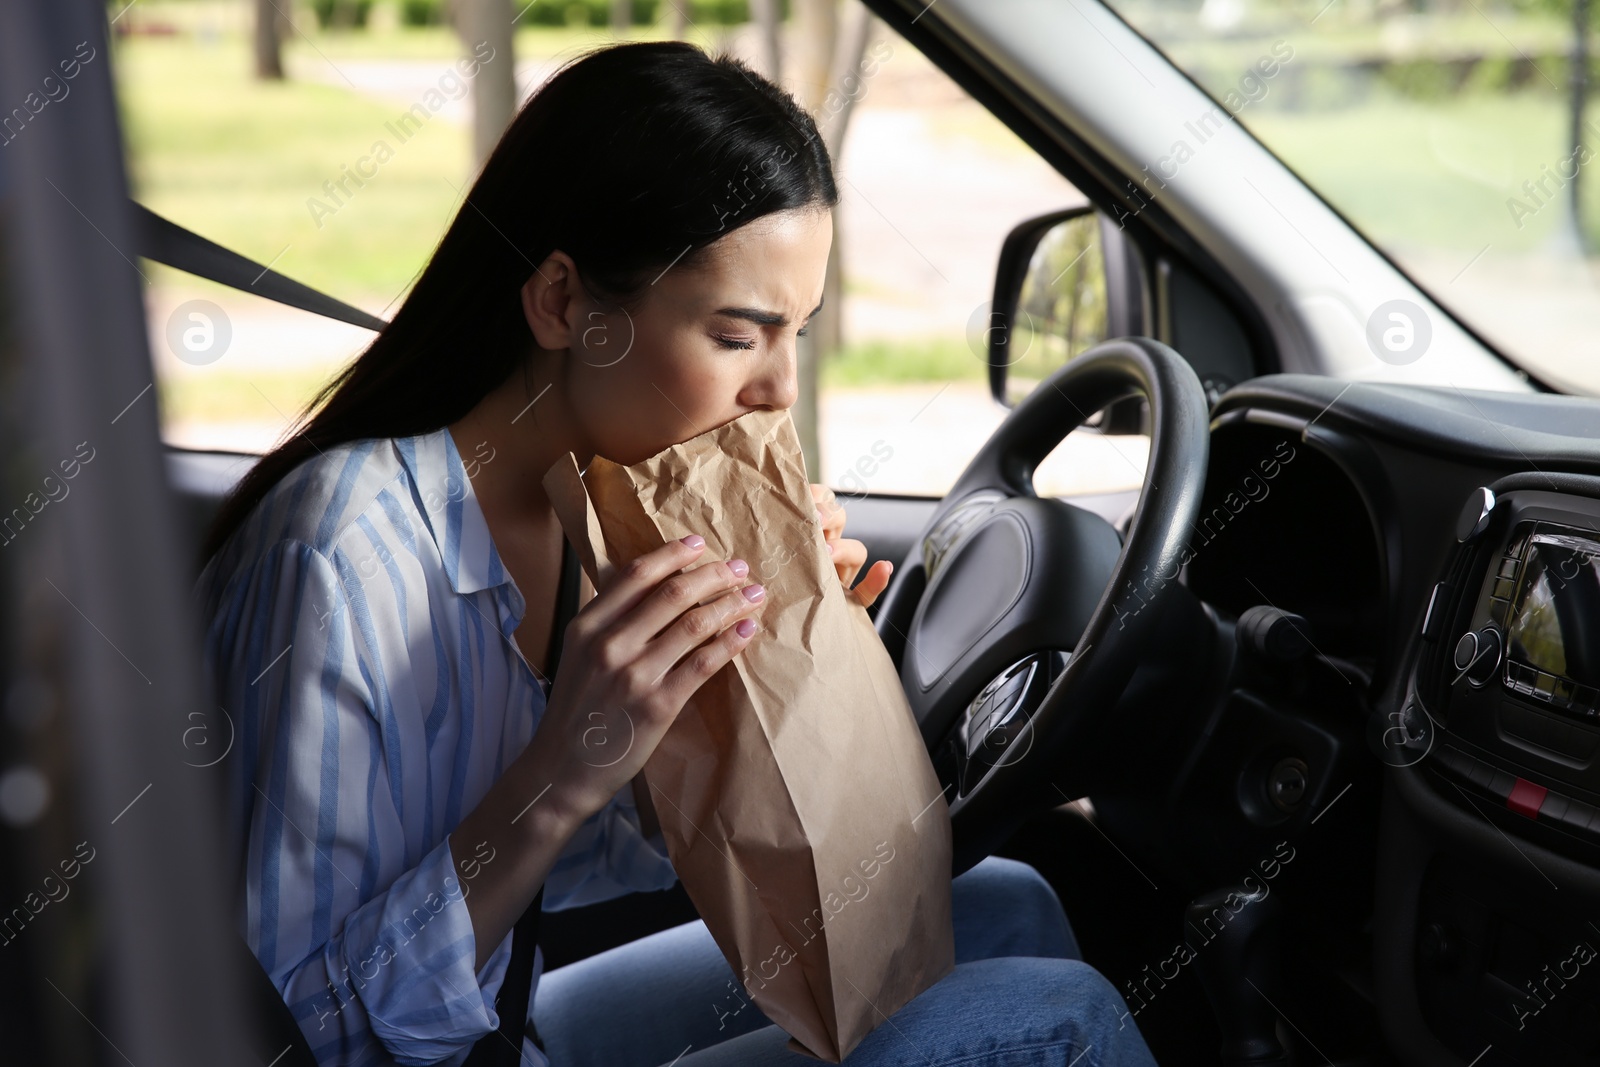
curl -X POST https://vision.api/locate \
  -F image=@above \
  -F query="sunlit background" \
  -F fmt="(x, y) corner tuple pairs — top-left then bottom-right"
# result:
(114, 0), (1161, 501)
(1109, 0), (1600, 397)
(115, 0), (1598, 506)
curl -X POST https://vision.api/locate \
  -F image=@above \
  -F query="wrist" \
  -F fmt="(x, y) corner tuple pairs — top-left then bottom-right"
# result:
(513, 733), (602, 837)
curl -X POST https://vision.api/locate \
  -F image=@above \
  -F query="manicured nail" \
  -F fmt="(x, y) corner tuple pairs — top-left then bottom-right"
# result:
(736, 618), (757, 639)
(681, 534), (705, 549)
(826, 541), (835, 555)
(729, 558), (749, 577)
(741, 583), (765, 602)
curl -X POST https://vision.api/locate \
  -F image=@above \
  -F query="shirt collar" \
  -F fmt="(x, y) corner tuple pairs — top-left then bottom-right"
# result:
(396, 428), (518, 604)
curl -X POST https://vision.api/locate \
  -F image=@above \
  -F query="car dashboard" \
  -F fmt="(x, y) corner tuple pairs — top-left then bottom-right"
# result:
(1143, 372), (1600, 1066)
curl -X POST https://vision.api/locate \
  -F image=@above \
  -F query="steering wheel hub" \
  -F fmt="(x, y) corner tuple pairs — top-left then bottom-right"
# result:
(873, 337), (1210, 872)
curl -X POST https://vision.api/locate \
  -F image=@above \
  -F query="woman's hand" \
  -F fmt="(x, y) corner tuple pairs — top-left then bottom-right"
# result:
(454, 535), (758, 970)
(525, 535), (768, 824)
(811, 483), (894, 610)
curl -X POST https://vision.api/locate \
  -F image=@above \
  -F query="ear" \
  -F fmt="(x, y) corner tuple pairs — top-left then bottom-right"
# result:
(519, 250), (580, 351)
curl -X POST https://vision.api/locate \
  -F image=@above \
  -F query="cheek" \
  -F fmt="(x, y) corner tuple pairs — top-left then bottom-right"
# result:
(570, 338), (732, 463)
(657, 352), (736, 419)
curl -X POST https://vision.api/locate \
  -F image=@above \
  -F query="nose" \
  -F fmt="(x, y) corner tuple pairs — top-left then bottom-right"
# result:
(743, 342), (799, 411)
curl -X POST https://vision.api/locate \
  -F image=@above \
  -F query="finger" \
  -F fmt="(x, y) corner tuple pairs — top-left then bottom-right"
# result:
(658, 610), (761, 708)
(620, 556), (756, 655)
(812, 484), (845, 538)
(848, 560), (895, 610)
(829, 536), (868, 589)
(818, 503), (846, 543)
(578, 535), (713, 633)
(635, 580), (767, 683)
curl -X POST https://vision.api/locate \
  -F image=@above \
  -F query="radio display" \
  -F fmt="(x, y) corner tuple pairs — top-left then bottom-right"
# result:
(1506, 532), (1600, 691)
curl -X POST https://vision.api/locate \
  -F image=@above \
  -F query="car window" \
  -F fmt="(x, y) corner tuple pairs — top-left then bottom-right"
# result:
(117, 2), (1147, 498)
(1102, 0), (1600, 397)
(806, 10), (1148, 499)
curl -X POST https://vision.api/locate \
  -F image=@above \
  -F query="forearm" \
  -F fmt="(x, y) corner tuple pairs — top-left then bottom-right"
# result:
(268, 833), (504, 1066)
(449, 737), (591, 972)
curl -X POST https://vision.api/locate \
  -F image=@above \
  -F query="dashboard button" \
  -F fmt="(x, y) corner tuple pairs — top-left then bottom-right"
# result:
(1433, 745), (1472, 779)
(1556, 798), (1600, 836)
(1485, 768), (1517, 801)
(1506, 777), (1547, 819)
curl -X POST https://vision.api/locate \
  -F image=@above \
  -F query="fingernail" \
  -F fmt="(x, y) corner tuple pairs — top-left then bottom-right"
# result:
(741, 583), (765, 602)
(826, 541), (835, 555)
(681, 534), (705, 549)
(729, 558), (749, 577)
(736, 618), (757, 638)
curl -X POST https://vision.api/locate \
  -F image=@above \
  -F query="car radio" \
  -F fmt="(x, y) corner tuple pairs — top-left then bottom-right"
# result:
(1498, 527), (1600, 717)
(1411, 481), (1600, 837)
(1387, 476), (1600, 1066)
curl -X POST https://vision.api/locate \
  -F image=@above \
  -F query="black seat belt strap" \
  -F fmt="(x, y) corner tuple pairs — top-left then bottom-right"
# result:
(463, 535), (582, 1066)
(128, 200), (388, 333)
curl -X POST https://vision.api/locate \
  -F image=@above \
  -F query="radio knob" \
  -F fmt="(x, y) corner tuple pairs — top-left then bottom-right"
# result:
(1454, 626), (1502, 688)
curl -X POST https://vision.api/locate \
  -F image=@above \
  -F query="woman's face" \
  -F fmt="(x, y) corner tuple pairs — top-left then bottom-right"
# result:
(522, 206), (832, 466)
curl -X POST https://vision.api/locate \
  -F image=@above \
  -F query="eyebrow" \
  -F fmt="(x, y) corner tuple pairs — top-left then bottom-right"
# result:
(712, 296), (824, 327)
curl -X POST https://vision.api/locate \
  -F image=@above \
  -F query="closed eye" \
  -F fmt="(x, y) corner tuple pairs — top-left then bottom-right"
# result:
(713, 319), (812, 350)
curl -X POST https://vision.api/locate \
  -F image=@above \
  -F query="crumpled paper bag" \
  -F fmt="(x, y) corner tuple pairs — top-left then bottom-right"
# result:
(541, 407), (955, 1062)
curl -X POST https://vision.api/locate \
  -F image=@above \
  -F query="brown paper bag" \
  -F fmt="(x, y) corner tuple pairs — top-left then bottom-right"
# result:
(541, 407), (955, 1062)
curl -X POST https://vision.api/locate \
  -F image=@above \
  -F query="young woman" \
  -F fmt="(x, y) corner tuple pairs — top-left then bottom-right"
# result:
(196, 40), (1159, 1067)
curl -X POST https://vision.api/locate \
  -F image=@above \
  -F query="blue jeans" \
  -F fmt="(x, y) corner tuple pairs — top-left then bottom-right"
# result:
(531, 856), (1159, 1067)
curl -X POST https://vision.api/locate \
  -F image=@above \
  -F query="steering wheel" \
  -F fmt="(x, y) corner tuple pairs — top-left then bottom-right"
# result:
(872, 338), (1210, 874)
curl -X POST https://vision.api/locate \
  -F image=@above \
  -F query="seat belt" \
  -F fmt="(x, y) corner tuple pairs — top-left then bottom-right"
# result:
(170, 192), (578, 1062)
(463, 534), (583, 1067)
(128, 200), (388, 333)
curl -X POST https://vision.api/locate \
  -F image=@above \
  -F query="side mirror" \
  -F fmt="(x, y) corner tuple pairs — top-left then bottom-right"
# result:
(984, 206), (1147, 432)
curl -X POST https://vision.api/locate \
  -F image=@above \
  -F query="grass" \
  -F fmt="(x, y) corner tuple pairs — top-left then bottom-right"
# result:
(112, 9), (741, 306)
(819, 338), (987, 389)
(161, 365), (337, 429)
(1246, 91), (1600, 255)
(117, 10), (1600, 423)
(116, 18), (994, 434)
(117, 32), (469, 303)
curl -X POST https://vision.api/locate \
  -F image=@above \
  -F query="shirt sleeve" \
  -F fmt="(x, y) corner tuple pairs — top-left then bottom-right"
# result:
(540, 778), (679, 911)
(206, 538), (514, 1067)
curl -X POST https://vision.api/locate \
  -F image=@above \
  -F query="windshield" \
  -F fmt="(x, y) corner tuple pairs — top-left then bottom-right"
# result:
(1102, 0), (1600, 396)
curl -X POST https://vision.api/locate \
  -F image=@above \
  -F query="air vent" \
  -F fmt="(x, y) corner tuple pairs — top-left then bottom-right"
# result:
(1416, 523), (1510, 717)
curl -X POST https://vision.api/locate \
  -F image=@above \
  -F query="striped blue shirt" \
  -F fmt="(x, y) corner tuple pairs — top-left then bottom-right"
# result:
(194, 426), (679, 1067)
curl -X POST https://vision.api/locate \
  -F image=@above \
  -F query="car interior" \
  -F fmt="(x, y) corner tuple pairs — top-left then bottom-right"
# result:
(4, 0), (1600, 1065)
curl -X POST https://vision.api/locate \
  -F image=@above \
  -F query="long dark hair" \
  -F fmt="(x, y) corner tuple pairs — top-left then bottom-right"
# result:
(201, 40), (838, 564)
